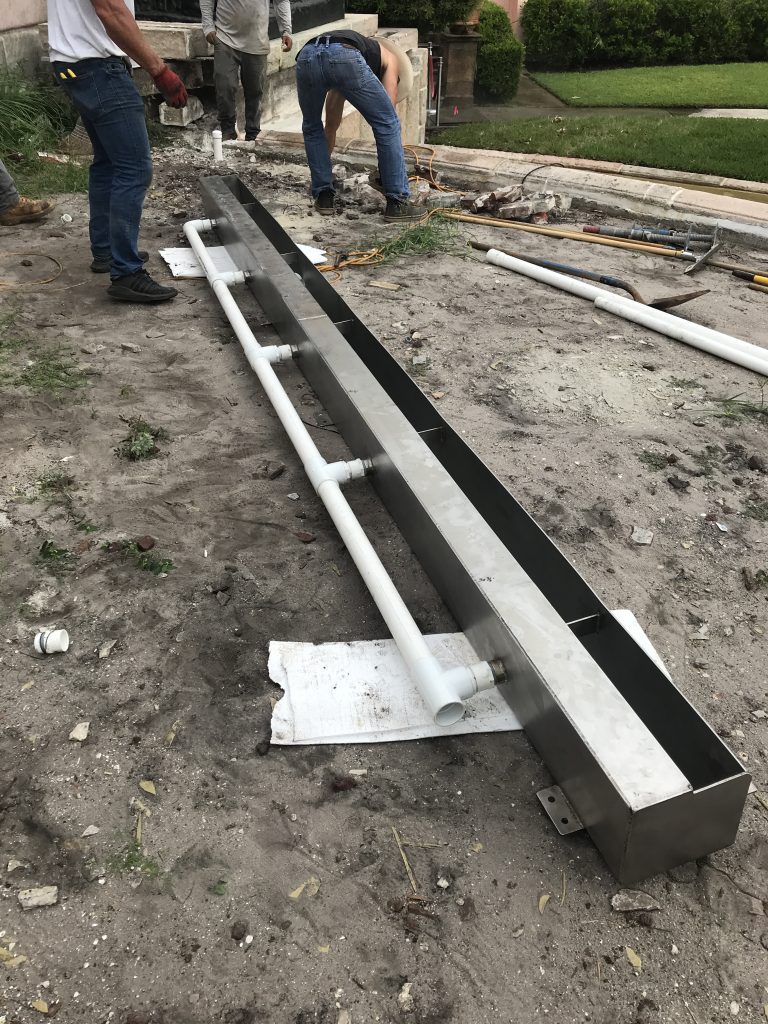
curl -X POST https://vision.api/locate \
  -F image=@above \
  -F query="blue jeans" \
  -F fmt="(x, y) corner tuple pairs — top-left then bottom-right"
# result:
(52, 58), (152, 278)
(0, 158), (20, 212)
(295, 41), (410, 201)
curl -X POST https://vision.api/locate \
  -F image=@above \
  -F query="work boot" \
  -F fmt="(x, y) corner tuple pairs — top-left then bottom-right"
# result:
(220, 127), (238, 141)
(0, 196), (54, 226)
(244, 132), (259, 142)
(383, 199), (428, 225)
(91, 250), (149, 273)
(314, 190), (335, 216)
(106, 269), (177, 304)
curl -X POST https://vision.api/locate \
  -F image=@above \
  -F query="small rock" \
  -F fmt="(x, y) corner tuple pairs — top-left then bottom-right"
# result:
(287, 492), (300, 501)
(397, 982), (414, 1013)
(145, 329), (165, 339)
(69, 721), (90, 742)
(611, 889), (661, 913)
(751, 709), (767, 721)
(436, 876), (450, 889)
(337, 1012), (352, 1024)
(98, 639), (118, 660)
(730, 1002), (739, 1016)
(747, 454), (767, 473)
(18, 885), (58, 909)
(412, 354), (427, 367)
(294, 530), (316, 544)
(345, 212), (360, 221)
(120, 342), (142, 354)
(135, 535), (156, 552)
(671, 943), (679, 955)
(7, 859), (25, 872)
(631, 526), (654, 545)
(667, 474), (690, 491)
(641, 363), (656, 371)
(81, 825), (100, 838)
(231, 920), (249, 941)
(215, 590), (231, 606)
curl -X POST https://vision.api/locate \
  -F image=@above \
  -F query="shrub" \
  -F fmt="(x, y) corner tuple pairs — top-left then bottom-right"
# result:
(474, 1), (525, 100)
(346, 0), (475, 35)
(521, 0), (768, 69)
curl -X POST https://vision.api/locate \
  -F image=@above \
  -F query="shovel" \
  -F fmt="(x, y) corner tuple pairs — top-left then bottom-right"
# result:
(470, 241), (709, 309)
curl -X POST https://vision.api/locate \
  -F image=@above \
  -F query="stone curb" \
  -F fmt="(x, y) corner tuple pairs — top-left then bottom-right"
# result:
(258, 131), (768, 250)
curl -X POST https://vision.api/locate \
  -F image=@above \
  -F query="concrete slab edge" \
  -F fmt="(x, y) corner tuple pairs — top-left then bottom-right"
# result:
(258, 132), (768, 250)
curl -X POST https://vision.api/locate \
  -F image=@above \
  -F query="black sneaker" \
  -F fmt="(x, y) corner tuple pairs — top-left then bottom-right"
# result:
(107, 269), (177, 304)
(244, 132), (259, 142)
(91, 250), (149, 274)
(314, 190), (335, 216)
(383, 199), (428, 224)
(221, 128), (238, 141)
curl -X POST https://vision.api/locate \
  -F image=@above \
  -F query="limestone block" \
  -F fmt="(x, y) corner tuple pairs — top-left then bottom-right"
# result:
(0, 25), (43, 71)
(137, 21), (210, 59)
(159, 95), (204, 126)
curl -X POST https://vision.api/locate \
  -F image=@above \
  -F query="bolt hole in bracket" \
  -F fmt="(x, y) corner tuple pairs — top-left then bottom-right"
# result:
(195, 174), (750, 883)
(537, 785), (584, 836)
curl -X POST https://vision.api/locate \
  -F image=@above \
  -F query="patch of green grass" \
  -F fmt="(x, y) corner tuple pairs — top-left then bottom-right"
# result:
(717, 393), (768, 422)
(690, 445), (721, 477)
(16, 347), (89, 395)
(76, 519), (99, 533)
(103, 539), (174, 575)
(744, 500), (768, 522)
(752, 569), (768, 589)
(531, 63), (768, 109)
(638, 450), (670, 471)
(375, 214), (463, 263)
(38, 469), (76, 503)
(117, 417), (168, 460)
(108, 843), (163, 878)
(38, 539), (76, 573)
(429, 117), (766, 183)
(208, 878), (227, 896)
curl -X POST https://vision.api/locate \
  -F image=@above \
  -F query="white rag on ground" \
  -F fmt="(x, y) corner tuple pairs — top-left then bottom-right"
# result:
(268, 609), (671, 745)
(159, 243), (326, 279)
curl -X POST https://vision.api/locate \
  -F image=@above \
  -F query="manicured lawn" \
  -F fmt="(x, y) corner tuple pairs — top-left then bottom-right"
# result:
(531, 62), (768, 107)
(429, 116), (767, 182)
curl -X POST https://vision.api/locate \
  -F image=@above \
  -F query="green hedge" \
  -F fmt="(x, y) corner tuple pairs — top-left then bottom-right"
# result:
(345, 0), (474, 35)
(475, 1), (525, 99)
(521, 0), (768, 68)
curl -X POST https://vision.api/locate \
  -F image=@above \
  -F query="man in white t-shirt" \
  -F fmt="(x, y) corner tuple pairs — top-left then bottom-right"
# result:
(47, 0), (188, 303)
(200, 0), (292, 142)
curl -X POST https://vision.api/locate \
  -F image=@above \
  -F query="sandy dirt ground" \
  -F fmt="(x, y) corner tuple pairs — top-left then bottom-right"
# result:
(1, 141), (767, 1024)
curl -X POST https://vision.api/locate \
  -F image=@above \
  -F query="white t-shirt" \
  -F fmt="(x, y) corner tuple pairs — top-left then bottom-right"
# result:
(47, 0), (134, 63)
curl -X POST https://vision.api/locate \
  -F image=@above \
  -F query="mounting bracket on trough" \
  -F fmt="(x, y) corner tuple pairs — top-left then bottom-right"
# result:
(197, 174), (749, 883)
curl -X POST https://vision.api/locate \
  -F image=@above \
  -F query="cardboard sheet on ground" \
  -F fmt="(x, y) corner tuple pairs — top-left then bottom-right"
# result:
(159, 243), (326, 279)
(269, 610), (670, 745)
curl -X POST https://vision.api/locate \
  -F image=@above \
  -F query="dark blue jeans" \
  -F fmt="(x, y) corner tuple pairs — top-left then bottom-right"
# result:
(295, 41), (410, 201)
(52, 57), (152, 278)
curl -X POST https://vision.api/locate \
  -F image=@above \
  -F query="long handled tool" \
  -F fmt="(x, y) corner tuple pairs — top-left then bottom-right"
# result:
(734, 271), (768, 287)
(469, 241), (709, 309)
(584, 224), (714, 247)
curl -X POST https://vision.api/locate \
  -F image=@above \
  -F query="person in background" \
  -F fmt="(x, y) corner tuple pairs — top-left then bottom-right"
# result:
(47, 0), (188, 303)
(0, 159), (54, 226)
(294, 31), (423, 223)
(201, 0), (292, 143)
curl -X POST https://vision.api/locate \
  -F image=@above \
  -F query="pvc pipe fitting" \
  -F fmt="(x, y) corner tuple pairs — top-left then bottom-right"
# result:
(34, 629), (70, 655)
(212, 130), (223, 163)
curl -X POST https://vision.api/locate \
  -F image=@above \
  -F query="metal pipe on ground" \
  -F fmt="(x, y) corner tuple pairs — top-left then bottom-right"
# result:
(484, 247), (768, 378)
(183, 217), (502, 726)
(584, 225), (714, 246)
(469, 240), (708, 309)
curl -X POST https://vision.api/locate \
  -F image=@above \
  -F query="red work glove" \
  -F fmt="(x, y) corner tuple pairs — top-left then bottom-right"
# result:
(152, 66), (188, 108)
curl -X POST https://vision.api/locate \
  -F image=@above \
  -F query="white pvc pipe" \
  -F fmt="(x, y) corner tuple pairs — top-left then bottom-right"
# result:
(486, 248), (768, 378)
(185, 218), (499, 725)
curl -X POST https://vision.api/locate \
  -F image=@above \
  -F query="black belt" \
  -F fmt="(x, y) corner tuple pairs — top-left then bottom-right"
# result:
(306, 34), (360, 51)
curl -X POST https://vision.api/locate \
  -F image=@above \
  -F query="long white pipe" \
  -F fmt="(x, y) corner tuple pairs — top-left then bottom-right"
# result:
(184, 218), (499, 725)
(486, 248), (768, 378)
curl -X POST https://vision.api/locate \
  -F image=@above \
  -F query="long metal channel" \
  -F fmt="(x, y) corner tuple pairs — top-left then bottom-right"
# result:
(199, 175), (749, 883)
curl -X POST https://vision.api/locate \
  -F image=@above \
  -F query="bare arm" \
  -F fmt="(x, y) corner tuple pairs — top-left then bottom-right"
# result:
(324, 89), (345, 154)
(91, 0), (165, 75)
(379, 49), (398, 108)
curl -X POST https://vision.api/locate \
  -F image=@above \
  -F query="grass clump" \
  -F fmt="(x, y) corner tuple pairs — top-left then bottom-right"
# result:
(377, 214), (462, 263)
(638, 450), (670, 471)
(103, 539), (174, 575)
(117, 417), (168, 460)
(15, 347), (89, 395)
(717, 393), (768, 422)
(744, 500), (768, 522)
(109, 844), (163, 879)
(429, 117), (766, 183)
(208, 878), (227, 896)
(38, 539), (76, 574)
(690, 445), (721, 477)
